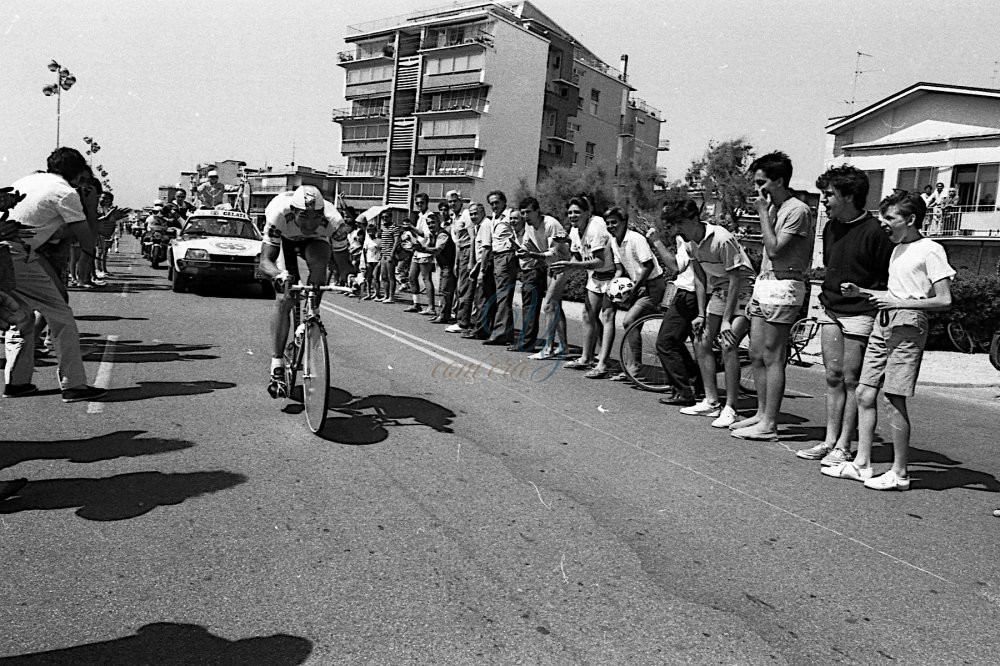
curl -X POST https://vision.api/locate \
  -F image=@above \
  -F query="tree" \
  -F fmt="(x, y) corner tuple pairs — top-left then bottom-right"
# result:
(529, 161), (663, 227)
(686, 138), (755, 226)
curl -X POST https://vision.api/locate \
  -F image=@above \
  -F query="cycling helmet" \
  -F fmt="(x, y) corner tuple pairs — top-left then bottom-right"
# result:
(289, 185), (324, 211)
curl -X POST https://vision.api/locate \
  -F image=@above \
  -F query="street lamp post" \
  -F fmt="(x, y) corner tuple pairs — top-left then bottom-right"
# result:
(41, 60), (77, 148)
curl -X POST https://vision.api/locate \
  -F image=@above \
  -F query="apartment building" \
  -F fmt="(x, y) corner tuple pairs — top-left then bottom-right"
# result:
(334, 1), (665, 210)
(246, 165), (343, 226)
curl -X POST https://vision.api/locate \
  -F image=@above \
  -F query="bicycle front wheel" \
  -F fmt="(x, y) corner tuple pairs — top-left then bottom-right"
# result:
(619, 313), (673, 392)
(302, 321), (330, 433)
(947, 321), (975, 354)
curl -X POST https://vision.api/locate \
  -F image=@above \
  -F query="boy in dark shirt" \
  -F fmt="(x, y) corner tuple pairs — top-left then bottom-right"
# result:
(796, 166), (893, 465)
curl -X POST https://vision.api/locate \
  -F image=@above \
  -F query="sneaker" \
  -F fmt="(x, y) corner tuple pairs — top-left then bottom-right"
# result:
(445, 324), (465, 333)
(267, 367), (288, 399)
(820, 461), (873, 482)
(2, 383), (38, 398)
(864, 470), (910, 491)
(362, 294), (376, 301)
(820, 448), (855, 467)
(710, 405), (739, 428)
(679, 400), (722, 417)
(61, 385), (108, 403)
(420, 310), (438, 317)
(795, 442), (834, 460)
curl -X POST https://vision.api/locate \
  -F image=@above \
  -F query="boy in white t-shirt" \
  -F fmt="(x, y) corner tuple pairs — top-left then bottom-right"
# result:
(823, 193), (955, 491)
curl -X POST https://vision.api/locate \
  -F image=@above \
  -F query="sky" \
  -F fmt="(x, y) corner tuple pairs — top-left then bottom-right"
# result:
(1, 0), (996, 207)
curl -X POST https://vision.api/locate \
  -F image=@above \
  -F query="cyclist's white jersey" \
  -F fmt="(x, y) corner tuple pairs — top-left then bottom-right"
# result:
(261, 191), (343, 246)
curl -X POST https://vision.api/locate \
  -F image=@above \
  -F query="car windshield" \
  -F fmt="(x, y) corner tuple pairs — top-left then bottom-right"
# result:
(182, 218), (259, 240)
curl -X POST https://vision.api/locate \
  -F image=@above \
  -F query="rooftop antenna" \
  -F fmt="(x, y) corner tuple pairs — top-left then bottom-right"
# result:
(847, 51), (876, 112)
(291, 140), (296, 167)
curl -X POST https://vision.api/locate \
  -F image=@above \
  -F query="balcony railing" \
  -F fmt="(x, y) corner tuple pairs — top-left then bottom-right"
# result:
(658, 139), (670, 151)
(422, 162), (483, 178)
(331, 106), (391, 122)
(573, 49), (626, 82)
(629, 97), (663, 121)
(337, 45), (395, 63)
(420, 29), (494, 51)
(619, 123), (635, 137)
(415, 98), (488, 113)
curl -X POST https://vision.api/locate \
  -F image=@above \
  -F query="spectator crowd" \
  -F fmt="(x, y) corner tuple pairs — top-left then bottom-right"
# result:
(0, 147), (969, 506)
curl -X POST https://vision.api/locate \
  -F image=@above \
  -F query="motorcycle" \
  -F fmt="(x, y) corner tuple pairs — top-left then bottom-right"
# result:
(144, 228), (171, 268)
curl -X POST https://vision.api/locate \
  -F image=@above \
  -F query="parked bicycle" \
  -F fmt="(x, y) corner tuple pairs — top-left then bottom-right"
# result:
(946, 318), (993, 354)
(277, 283), (349, 433)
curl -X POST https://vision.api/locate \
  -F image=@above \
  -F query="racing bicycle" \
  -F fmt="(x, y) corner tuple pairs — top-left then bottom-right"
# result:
(276, 283), (349, 433)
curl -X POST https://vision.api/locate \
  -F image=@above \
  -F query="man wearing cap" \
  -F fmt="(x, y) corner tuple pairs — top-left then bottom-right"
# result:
(197, 170), (226, 209)
(258, 185), (344, 398)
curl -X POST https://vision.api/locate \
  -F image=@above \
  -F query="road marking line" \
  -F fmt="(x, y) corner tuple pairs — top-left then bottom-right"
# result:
(87, 334), (118, 414)
(320, 304), (455, 364)
(321, 302), (956, 588)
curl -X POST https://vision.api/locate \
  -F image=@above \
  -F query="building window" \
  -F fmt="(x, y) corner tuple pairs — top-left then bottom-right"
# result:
(347, 156), (385, 176)
(544, 110), (556, 128)
(895, 166), (938, 193)
(577, 96), (583, 110)
(341, 182), (385, 197)
(421, 117), (479, 137)
(345, 64), (393, 84)
(953, 162), (999, 209)
(425, 52), (485, 75)
(342, 123), (390, 141)
(590, 89), (600, 115)
(573, 152), (578, 166)
(585, 142), (595, 165)
(551, 51), (562, 69)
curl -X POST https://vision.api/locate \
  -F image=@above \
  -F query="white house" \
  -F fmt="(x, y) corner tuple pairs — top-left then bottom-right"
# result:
(819, 82), (1000, 273)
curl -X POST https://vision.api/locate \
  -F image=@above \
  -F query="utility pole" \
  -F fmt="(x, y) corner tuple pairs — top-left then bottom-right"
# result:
(991, 60), (999, 88)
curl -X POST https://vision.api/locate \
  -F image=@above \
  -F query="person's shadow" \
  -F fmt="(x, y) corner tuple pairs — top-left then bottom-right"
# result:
(0, 622), (312, 665)
(315, 388), (456, 445)
(0, 471), (247, 521)
(98, 380), (236, 402)
(0, 430), (194, 471)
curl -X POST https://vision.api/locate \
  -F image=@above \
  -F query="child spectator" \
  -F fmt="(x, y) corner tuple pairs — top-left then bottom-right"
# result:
(797, 166), (893, 465)
(822, 193), (954, 491)
(360, 221), (381, 300)
(377, 210), (398, 303)
(673, 200), (756, 428)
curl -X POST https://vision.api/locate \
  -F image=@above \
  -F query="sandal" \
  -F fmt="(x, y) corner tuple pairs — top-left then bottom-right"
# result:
(608, 371), (630, 382)
(583, 367), (609, 379)
(563, 357), (594, 370)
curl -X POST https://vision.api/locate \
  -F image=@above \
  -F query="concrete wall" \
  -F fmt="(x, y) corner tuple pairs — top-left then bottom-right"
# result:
(939, 237), (1000, 274)
(573, 64), (628, 170)
(473, 18), (548, 201)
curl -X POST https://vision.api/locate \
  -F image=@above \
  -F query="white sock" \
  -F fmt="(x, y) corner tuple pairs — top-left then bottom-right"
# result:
(270, 357), (283, 372)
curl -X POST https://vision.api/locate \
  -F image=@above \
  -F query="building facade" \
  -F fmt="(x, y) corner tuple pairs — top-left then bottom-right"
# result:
(335, 1), (665, 211)
(822, 82), (1000, 272)
(246, 165), (343, 226)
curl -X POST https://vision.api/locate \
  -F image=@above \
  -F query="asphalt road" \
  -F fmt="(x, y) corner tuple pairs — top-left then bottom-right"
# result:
(2, 238), (999, 665)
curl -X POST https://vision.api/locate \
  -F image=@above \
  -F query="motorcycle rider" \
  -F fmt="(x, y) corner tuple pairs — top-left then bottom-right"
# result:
(143, 203), (180, 260)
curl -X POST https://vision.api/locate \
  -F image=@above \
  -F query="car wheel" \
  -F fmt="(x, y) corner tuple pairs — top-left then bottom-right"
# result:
(172, 270), (188, 293)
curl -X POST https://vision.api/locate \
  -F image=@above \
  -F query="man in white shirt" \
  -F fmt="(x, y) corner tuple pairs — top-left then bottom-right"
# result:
(197, 170), (227, 209)
(2, 148), (108, 402)
(514, 197), (562, 352)
(446, 190), (475, 333)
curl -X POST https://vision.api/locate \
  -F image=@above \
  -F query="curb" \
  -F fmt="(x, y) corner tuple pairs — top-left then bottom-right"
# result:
(795, 353), (1000, 389)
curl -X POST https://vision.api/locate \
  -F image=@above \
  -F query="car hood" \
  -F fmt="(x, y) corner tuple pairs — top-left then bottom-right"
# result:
(172, 236), (259, 257)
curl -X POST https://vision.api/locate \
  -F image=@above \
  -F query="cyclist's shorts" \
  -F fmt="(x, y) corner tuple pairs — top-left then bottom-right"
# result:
(281, 237), (329, 284)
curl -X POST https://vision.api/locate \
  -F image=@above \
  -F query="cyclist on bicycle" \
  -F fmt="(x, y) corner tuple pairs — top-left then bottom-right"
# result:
(259, 185), (343, 398)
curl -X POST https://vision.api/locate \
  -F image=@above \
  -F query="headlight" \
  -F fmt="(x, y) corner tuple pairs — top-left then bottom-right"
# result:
(184, 249), (210, 261)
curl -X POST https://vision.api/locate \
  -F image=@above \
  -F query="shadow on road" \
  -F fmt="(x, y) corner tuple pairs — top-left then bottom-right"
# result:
(75, 315), (149, 322)
(0, 430), (194, 471)
(82, 339), (218, 364)
(98, 380), (236, 402)
(0, 622), (312, 665)
(0, 470), (247, 521)
(313, 386), (457, 445)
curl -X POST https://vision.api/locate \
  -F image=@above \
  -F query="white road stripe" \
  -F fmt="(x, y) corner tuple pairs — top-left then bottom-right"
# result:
(87, 334), (118, 414)
(320, 303), (455, 364)
(320, 301), (955, 588)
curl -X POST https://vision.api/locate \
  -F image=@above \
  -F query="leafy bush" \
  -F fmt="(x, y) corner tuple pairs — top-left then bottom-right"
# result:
(927, 271), (1000, 349)
(562, 271), (589, 303)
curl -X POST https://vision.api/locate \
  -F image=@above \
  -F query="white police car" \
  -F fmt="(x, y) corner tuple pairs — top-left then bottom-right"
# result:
(167, 209), (272, 296)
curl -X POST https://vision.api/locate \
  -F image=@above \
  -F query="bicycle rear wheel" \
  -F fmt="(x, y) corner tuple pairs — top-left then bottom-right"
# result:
(947, 321), (975, 354)
(619, 313), (673, 392)
(302, 320), (330, 433)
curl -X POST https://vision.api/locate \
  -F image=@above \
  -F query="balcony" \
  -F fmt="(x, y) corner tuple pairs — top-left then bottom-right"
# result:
(573, 49), (627, 83)
(415, 98), (489, 114)
(337, 45), (395, 65)
(630, 97), (663, 121)
(619, 123), (635, 137)
(658, 139), (670, 151)
(546, 124), (575, 144)
(420, 29), (494, 51)
(422, 69), (484, 90)
(340, 137), (390, 155)
(416, 162), (483, 178)
(331, 106), (391, 123)
(553, 72), (581, 87)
